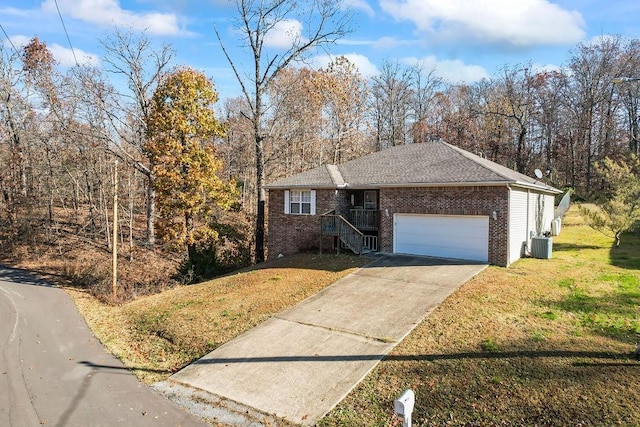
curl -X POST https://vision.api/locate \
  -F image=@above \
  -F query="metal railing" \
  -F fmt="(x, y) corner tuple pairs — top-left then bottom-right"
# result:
(348, 209), (380, 231)
(338, 217), (364, 254)
(363, 235), (378, 252)
(320, 212), (364, 255)
(320, 209), (338, 235)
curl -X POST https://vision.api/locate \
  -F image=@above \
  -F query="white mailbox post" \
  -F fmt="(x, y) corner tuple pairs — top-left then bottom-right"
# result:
(394, 389), (415, 427)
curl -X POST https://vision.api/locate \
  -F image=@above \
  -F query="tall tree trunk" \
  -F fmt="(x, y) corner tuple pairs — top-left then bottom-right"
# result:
(186, 211), (195, 264)
(255, 132), (266, 263)
(516, 126), (527, 173)
(146, 172), (156, 248)
(128, 169), (134, 261)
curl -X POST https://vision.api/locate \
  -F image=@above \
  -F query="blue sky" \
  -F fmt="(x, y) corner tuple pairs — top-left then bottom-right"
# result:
(1, 0), (639, 101)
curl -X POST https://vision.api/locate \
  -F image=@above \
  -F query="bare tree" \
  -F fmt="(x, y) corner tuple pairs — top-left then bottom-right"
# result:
(471, 66), (537, 173)
(315, 56), (370, 163)
(0, 44), (31, 205)
(564, 39), (622, 190)
(615, 40), (640, 155)
(99, 28), (174, 247)
(216, 0), (352, 263)
(409, 63), (442, 144)
(370, 61), (414, 150)
(265, 67), (324, 177)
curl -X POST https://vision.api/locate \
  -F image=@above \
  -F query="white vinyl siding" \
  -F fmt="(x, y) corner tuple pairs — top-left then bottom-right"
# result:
(393, 214), (489, 262)
(509, 188), (529, 264)
(284, 190), (316, 215)
(508, 188), (556, 264)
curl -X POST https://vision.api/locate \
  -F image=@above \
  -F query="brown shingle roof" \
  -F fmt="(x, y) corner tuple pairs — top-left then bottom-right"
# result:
(265, 140), (560, 193)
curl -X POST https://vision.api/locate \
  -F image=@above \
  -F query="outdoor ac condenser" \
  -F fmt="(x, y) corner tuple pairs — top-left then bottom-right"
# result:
(531, 236), (552, 259)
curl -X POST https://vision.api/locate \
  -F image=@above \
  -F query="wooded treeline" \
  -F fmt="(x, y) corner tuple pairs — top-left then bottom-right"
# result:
(1, 30), (639, 279)
(220, 35), (640, 193)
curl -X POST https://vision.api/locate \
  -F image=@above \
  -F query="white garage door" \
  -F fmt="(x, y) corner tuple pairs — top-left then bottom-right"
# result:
(394, 214), (489, 262)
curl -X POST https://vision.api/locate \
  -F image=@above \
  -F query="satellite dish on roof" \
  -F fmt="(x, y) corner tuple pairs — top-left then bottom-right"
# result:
(534, 169), (543, 179)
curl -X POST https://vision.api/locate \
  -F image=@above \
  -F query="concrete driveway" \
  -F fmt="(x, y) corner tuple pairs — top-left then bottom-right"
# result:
(162, 255), (486, 426)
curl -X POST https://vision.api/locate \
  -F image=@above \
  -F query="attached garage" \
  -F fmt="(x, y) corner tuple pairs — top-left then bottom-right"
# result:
(266, 141), (563, 266)
(393, 214), (489, 262)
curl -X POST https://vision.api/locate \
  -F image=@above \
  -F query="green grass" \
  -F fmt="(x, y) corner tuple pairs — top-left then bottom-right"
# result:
(67, 253), (369, 383)
(320, 205), (640, 427)
(66, 205), (640, 425)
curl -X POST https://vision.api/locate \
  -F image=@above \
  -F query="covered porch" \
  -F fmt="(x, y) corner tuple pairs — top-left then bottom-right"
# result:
(320, 189), (381, 254)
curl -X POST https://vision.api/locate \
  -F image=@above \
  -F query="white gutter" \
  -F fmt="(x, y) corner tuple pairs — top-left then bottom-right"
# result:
(265, 180), (560, 192)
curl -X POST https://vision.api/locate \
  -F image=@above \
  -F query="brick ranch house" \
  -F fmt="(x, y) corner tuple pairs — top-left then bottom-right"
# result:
(264, 140), (562, 267)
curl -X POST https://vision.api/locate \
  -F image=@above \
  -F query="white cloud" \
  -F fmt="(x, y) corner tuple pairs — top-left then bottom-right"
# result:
(49, 44), (100, 67)
(587, 34), (620, 46)
(40, 0), (182, 36)
(531, 62), (561, 74)
(371, 36), (414, 49)
(9, 35), (99, 67)
(380, 0), (585, 47)
(9, 34), (31, 48)
(310, 53), (379, 77)
(342, 0), (375, 18)
(403, 55), (490, 83)
(264, 19), (305, 49)
(0, 6), (30, 17)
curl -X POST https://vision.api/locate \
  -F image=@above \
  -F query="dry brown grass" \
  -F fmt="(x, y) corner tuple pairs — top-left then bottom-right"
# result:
(5, 205), (640, 426)
(0, 208), (183, 303)
(319, 206), (640, 426)
(67, 253), (369, 383)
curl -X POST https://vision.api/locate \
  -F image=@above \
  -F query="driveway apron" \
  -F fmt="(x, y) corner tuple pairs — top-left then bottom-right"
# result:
(166, 255), (486, 425)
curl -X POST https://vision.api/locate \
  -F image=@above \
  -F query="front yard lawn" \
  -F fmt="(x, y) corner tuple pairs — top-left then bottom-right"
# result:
(67, 205), (640, 426)
(67, 253), (368, 384)
(320, 205), (640, 426)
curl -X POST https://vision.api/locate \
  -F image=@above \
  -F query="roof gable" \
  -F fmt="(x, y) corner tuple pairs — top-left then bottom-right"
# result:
(265, 140), (560, 193)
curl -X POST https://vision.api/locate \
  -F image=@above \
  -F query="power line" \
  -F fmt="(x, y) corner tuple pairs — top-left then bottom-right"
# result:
(0, 22), (20, 57)
(53, 0), (78, 66)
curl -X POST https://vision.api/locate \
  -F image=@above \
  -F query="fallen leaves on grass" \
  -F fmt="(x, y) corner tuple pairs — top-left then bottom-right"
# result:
(68, 253), (368, 383)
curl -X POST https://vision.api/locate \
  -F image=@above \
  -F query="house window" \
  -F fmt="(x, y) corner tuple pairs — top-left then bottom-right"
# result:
(284, 190), (316, 215)
(364, 190), (377, 210)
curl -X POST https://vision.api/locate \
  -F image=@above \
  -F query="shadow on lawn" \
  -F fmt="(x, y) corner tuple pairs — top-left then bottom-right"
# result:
(540, 278), (640, 342)
(553, 242), (605, 251)
(609, 231), (640, 270)
(188, 350), (640, 365)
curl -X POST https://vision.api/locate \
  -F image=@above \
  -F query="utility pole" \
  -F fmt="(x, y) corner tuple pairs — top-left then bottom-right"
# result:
(112, 160), (118, 298)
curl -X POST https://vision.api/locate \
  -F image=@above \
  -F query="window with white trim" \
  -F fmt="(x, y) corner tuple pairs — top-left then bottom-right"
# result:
(284, 190), (316, 215)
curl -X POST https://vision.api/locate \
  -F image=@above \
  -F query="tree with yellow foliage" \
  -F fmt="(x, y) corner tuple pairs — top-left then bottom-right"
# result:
(145, 67), (237, 275)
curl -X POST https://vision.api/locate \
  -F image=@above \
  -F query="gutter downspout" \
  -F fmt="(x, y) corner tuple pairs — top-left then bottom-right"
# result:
(525, 188), (531, 256)
(506, 184), (511, 267)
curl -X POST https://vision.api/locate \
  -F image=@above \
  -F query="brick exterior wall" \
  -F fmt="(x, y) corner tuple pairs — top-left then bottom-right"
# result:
(267, 186), (510, 266)
(378, 186), (510, 266)
(267, 189), (339, 259)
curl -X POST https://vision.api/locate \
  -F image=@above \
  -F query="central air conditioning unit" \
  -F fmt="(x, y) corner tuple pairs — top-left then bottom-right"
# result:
(531, 236), (552, 259)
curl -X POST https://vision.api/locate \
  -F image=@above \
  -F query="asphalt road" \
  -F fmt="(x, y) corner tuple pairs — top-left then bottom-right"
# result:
(0, 265), (207, 427)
